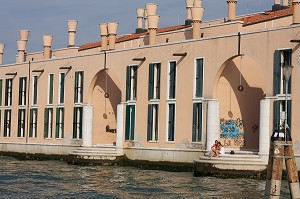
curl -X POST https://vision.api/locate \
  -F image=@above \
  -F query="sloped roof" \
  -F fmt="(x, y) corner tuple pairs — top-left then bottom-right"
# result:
(239, 7), (293, 26)
(78, 25), (187, 51)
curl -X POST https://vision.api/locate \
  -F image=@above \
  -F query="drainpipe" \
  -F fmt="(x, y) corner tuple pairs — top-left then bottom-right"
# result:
(67, 20), (78, 47)
(185, 0), (194, 26)
(136, 8), (145, 33)
(0, 43), (4, 65)
(100, 23), (108, 51)
(148, 15), (160, 45)
(107, 22), (119, 50)
(144, 9), (148, 30)
(43, 35), (53, 59)
(273, 0), (281, 11)
(293, 0), (300, 24)
(191, 6), (205, 39)
(17, 40), (26, 63)
(194, 0), (203, 7)
(227, 0), (238, 21)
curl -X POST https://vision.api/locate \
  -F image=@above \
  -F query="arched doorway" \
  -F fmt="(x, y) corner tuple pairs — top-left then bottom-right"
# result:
(214, 55), (266, 151)
(88, 69), (121, 145)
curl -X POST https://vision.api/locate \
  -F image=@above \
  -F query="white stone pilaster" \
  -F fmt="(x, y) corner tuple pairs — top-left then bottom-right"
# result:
(116, 103), (125, 155)
(82, 105), (94, 147)
(206, 100), (220, 152)
(259, 99), (271, 163)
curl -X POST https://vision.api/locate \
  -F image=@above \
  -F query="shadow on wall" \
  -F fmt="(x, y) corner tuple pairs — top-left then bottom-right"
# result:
(93, 70), (121, 121)
(220, 60), (265, 150)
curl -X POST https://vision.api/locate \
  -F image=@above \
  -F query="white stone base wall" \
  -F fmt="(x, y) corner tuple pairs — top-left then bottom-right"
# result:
(124, 147), (205, 163)
(0, 143), (78, 155)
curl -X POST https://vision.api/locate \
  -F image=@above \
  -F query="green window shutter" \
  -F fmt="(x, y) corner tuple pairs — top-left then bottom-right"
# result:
(0, 80), (2, 106)
(29, 109), (33, 137)
(5, 79), (8, 106)
(273, 101), (280, 131)
(288, 49), (292, 94)
(49, 74), (54, 104)
(133, 66), (138, 100)
(154, 104), (159, 141)
(56, 108), (60, 138)
(34, 76), (38, 104)
(192, 103), (197, 142)
(24, 78), (27, 105)
(126, 66), (131, 101)
(44, 108), (49, 138)
(74, 72), (78, 103)
(273, 50), (281, 96)
(197, 103), (203, 141)
(80, 72), (84, 103)
(130, 105), (135, 140)
(196, 59), (203, 97)
(18, 78), (22, 105)
(148, 64), (154, 100)
(147, 104), (153, 141)
(60, 73), (65, 104)
(61, 108), (64, 138)
(157, 64), (161, 99)
(18, 109), (21, 137)
(168, 104), (175, 141)
(79, 107), (83, 139)
(125, 105), (130, 140)
(73, 107), (77, 138)
(169, 62), (176, 99)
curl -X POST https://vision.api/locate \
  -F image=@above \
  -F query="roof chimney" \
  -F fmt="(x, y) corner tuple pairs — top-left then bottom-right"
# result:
(17, 40), (26, 63)
(194, 0), (203, 7)
(293, 0), (300, 24)
(67, 20), (78, 47)
(107, 22), (119, 50)
(144, 9), (148, 29)
(272, 0), (281, 11)
(145, 3), (158, 16)
(185, 0), (194, 26)
(100, 23), (108, 51)
(227, 0), (238, 21)
(148, 15), (160, 45)
(282, 0), (289, 7)
(20, 30), (29, 56)
(43, 35), (53, 59)
(0, 43), (4, 65)
(136, 8), (146, 33)
(191, 6), (205, 39)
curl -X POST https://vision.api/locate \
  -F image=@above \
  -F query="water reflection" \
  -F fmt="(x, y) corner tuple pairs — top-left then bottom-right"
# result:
(0, 156), (290, 198)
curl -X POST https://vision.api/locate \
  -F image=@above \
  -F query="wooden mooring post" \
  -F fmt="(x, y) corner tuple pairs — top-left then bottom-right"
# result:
(265, 129), (300, 198)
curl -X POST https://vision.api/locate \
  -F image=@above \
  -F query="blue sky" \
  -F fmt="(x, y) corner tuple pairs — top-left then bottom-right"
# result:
(0, 0), (273, 64)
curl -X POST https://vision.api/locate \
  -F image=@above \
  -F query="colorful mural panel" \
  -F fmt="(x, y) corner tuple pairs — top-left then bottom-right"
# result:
(220, 118), (245, 147)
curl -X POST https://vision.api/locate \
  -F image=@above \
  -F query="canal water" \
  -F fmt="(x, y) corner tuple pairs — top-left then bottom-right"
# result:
(0, 156), (290, 198)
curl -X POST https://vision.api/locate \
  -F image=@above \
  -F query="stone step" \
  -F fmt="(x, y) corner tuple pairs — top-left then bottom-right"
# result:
(69, 152), (122, 157)
(200, 156), (263, 162)
(72, 150), (117, 155)
(204, 153), (260, 159)
(76, 147), (117, 152)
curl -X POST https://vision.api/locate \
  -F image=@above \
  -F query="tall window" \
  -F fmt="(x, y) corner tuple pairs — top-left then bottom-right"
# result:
(148, 63), (161, 100)
(125, 105), (135, 140)
(29, 108), (38, 138)
(48, 74), (54, 105)
(168, 61), (176, 99)
(192, 103), (202, 142)
(167, 103), (175, 141)
(147, 104), (159, 141)
(4, 109), (11, 138)
(195, 59), (203, 98)
(5, 79), (13, 106)
(73, 107), (83, 139)
(74, 71), (84, 103)
(273, 49), (292, 131)
(56, 107), (64, 139)
(32, 76), (38, 105)
(44, 108), (53, 139)
(18, 109), (26, 138)
(126, 66), (138, 101)
(59, 73), (65, 104)
(19, 77), (27, 106)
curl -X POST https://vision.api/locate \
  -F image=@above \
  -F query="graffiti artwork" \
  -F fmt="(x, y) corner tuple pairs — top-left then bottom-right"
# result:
(220, 118), (245, 147)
